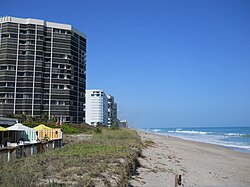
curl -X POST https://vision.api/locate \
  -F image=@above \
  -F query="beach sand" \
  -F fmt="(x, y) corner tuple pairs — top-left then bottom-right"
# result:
(129, 130), (250, 187)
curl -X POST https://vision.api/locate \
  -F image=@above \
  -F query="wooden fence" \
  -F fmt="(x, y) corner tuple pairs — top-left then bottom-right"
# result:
(0, 139), (62, 162)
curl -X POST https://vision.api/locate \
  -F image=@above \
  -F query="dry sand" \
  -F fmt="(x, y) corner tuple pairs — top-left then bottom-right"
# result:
(129, 130), (250, 187)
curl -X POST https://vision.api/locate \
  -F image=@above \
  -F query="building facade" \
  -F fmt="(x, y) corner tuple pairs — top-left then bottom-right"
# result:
(86, 90), (108, 126)
(119, 120), (128, 128)
(0, 16), (86, 123)
(107, 94), (117, 126)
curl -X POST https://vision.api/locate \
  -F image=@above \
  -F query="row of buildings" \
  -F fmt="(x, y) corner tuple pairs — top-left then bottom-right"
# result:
(0, 16), (126, 127)
(86, 90), (118, 126)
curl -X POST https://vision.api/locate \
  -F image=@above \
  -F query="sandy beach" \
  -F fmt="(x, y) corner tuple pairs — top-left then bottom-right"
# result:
(129, 130), (250, 187)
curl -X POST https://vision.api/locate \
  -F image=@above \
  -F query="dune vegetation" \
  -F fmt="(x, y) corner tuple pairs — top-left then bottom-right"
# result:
(0, 127), (142, 187)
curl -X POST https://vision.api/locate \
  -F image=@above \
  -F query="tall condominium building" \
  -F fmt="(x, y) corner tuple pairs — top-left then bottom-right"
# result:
(0, 16), (86, 123)
(86, 90), (108, 126)
(107, 94), (117, 126)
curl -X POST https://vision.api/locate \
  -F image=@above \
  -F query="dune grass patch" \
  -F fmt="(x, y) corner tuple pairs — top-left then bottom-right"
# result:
(144, 140), (156, 147)
(0, 128), (142, 186)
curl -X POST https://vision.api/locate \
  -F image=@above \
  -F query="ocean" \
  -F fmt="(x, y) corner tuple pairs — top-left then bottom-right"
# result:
(144, 127), (250, 154)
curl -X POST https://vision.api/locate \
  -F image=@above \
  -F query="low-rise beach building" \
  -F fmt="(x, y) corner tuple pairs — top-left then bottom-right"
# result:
(119, 120), (128, 128)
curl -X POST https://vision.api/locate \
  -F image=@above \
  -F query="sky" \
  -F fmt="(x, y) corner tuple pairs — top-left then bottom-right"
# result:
(1, 0), (250, 128)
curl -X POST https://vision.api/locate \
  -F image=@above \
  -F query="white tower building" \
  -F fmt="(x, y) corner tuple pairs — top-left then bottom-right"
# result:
(86, 89), (108, 126)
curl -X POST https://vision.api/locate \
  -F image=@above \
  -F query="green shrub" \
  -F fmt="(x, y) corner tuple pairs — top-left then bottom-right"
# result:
(61, 123), (81, 134)
(94, 127), (102, 134)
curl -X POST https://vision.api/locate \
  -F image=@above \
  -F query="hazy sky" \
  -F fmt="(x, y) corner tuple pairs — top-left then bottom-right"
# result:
(1, 0), (250, 128)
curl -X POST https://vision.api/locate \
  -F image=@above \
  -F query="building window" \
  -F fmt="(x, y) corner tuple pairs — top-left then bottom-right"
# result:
(43, 74), (50, 78)
(52, 85), (58, 89)
(21, 51), (27, 55)
(54, 28), (59, 33)
(24, 94), (32, 99)
(35, 73), (42, 77)
(51, 100), (57, 104)
(59, 64), (65, 69)
(53, 64), (59, 68)
(1, 34), (10, 38)
(27, 30), (35, 34)
(44, 58), (50, 62)
(8, 66), (15, 70)
(17, 72), (25, 76)
(20, 40), (26, 44)
(6, 82), (14, 87)
(26, 72), (33, 77)
(38, 36), (43, 40)
(35, 94), (41, 98)
(27, 40), (35, 45)
(0, 66), (7, 70)
(20, 30), (27, 34)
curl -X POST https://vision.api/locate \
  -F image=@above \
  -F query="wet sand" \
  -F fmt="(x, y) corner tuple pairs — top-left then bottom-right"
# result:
(129, 130), (250, 187)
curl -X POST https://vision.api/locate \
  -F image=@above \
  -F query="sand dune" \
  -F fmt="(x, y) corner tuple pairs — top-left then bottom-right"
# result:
(129, 130), (250, 187)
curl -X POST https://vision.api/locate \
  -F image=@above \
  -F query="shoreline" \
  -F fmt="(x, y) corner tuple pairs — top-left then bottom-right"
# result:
(141, 128), (250, 155)
(130, 129), (250, 187)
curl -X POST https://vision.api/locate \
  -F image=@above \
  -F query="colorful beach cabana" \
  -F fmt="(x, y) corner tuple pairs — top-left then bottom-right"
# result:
(6, 123), (37, 143)
(34, 124), (52, 131)
(34, 124), (62, 140)
(0, 126), (6, 131)
(0, 126), (6, 147)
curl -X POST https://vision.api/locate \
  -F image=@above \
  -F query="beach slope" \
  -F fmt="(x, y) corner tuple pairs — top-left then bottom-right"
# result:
(130, 130), (250, 187)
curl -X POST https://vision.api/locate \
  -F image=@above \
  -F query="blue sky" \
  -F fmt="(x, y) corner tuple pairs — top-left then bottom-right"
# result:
(1, 0), (250, 128)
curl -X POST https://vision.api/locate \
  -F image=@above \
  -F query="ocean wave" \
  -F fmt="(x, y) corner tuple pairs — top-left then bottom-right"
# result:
(225, 133), (244, 136)
(241, 134), (250, 138)
(151, 129), (162, 132)
(175, 130), (208, 135)
(165, 134), (250, 151)
(168, 130), (175, 133)
(216, 142), (250, 150)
